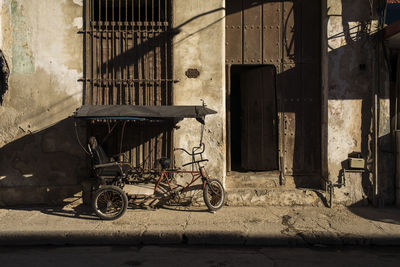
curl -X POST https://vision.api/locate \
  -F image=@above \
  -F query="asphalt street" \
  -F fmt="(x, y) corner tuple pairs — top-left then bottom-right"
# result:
(1, 245), (400, 267)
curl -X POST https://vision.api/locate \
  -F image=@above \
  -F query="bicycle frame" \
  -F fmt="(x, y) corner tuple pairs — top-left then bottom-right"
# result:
(153, 169), (204, 195)
(153, 143), (210, 196)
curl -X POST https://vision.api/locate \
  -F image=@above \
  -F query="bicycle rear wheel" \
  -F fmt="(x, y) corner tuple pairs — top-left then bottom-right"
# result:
(92, 185), (128, 220)
(203, 178), (225, 211)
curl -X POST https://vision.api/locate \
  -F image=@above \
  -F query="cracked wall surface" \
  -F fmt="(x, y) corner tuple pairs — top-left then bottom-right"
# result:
(0, 0), (395, 207)
(327, 0), (393, 205)
(172, 0), (226, 182)
(0, 0), (85, 205)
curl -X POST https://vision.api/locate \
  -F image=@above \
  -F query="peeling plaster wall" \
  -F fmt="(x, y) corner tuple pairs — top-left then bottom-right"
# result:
(172, 0), (226, 182)
(0, 0), (85, 205)
(0, 0), (394, 207)
(327, 0), (393, 205)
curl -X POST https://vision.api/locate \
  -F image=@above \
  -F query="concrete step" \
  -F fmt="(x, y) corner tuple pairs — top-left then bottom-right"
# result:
(124, 183), (154, 196)
(225, 187), (327, 207)
(225, 171), (281, 189)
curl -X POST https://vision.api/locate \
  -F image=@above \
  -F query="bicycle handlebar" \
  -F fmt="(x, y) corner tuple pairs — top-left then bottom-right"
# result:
(174, 143), (205, 156)
(182, 159), (209, 167)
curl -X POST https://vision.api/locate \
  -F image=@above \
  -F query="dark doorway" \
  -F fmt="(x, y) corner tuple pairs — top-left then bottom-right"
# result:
(230, 65), (278, 171)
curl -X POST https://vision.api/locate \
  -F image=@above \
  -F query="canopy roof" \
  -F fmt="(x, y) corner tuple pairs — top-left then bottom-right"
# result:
(73, 105), (217, 121)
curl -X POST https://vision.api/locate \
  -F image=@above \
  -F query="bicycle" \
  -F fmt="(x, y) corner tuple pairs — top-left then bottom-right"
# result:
(90, 141), (225, 220)
(154, 142), (225, 212)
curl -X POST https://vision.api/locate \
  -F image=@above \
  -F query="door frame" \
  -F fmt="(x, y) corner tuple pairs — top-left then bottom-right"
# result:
(226, 64), (281, 173)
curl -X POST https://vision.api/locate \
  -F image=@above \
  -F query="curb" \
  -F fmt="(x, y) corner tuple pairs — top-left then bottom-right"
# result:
(2, 231), (400, 246)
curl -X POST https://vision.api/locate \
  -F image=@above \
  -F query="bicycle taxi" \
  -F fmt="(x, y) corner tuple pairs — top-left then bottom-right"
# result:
(73, 103), (225, 220)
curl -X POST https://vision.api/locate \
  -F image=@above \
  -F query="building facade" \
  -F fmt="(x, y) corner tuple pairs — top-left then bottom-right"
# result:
(0, 0), (394, 207)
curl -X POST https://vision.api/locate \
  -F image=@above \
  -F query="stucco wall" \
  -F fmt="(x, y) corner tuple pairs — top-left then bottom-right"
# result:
(0, 0), (394, 207)
(0, 0), (85, 205)
(326, 0), (393, 205)
(172, 0), (226, 182)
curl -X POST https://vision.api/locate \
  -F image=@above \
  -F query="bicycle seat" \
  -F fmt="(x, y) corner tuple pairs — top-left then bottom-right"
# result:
(88, 136), (130, 177)
(159, 157), (171, 169)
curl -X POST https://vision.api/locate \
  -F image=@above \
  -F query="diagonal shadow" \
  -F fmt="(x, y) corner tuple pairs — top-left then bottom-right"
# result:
(98, 7), (225, 73)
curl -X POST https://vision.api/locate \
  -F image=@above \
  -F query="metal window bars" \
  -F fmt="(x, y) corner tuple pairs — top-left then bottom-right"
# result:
(82, 0), (174, 170)
(82, 0), (174, 106)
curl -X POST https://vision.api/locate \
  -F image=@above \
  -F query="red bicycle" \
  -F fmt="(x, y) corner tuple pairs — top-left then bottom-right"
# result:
(89, 141), (225, 220)
(154, 142), (225, 212)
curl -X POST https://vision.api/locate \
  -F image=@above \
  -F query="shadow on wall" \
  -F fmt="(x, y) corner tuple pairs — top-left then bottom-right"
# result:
(327, 0), (394, 204)
(0, 118), (88, 206)
(226, 0), (391, 194)
(87, 4), (225, 105)
(0, 50), (10, 105)
(0, 5), (225, 207)
(99, 7), (225, 74)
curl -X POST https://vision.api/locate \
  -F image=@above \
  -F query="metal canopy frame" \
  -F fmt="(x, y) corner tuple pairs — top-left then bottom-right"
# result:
(73, 104), (217, 169)
(73, 105), (217, 122)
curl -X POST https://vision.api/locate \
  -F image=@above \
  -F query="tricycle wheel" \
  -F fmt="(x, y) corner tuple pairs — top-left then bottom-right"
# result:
(203, 178), (225, 211)
(92, 185), (128, 220)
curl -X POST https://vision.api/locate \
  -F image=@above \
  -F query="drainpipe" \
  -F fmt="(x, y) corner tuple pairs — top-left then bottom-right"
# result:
(374, 93), (379, 206)
(396, 54), (400, 206)
(396, 131), (400, 206)
(373, 30), (383, 207)
(371, 31), (379, 207)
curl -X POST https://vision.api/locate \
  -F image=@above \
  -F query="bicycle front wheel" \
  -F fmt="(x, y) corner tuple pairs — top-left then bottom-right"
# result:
(203, 178), (225, 211)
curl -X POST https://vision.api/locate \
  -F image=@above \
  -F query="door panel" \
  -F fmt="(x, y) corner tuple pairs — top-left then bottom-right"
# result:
(263, 1), (281, 65)
(240, 66), (278, 170)
(243, 0), (262, 64)
(226, 0), (243, 65)
(226, 0), (321, 177)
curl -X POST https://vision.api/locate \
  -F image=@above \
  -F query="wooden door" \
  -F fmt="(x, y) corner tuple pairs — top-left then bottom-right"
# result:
(240, 66), (277, 170)
(226, 0), (321, 177)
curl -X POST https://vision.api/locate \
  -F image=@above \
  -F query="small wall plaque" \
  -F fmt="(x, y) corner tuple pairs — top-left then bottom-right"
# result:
(185, 68), (200, 78)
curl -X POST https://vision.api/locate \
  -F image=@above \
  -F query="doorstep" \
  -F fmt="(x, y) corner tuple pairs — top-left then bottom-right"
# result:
(225, 171), (326, 207)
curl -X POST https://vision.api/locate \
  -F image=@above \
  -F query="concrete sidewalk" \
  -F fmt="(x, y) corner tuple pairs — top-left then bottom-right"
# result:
(1, 200), (400, 246)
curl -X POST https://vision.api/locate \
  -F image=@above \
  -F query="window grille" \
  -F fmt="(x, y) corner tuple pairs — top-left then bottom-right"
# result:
(83, 0), (173, 106)
(82, 0), (174, 170)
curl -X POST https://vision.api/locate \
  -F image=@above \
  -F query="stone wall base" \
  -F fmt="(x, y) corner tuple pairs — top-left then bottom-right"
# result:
(0, 185), (82, 206)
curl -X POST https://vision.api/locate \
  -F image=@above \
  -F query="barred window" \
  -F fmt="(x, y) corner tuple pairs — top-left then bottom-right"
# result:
(83, 0), (173, 106)
(83, 1), (174, 170)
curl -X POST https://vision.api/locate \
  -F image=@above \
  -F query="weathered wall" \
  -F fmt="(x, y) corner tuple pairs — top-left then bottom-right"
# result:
(326, 0), (393, 205)
(172, 0), (226, 181)
(0, 0), (86, 205)
(0, 0), (394, 207)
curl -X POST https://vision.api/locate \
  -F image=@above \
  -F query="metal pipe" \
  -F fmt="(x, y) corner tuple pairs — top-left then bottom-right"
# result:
(374, 93), (379, 206)
(328, 179), (345, 208)
(396, 131), (400, 206)
(396, 55), (400, 131)
(396, 53), (400, 206)
(372, 30), (380, 207)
